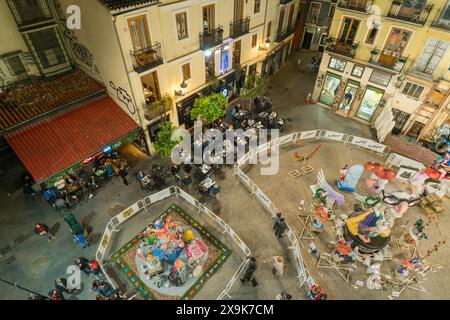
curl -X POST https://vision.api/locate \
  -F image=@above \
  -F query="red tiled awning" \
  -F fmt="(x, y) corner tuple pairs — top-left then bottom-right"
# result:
(5, 96), (139, 182)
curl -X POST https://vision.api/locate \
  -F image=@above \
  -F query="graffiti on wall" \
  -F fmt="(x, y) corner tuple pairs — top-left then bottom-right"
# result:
(316, 73), (325, 89)
(109, 81), (137, 115)
(52, 0), (94, 68)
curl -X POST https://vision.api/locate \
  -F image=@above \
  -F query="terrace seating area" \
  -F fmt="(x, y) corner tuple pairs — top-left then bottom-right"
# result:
(0, 68), (104, 131)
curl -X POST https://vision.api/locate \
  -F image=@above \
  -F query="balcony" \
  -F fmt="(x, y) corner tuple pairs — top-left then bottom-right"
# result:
(387, 1), (433, 26)
(199, 26), (224, 51)
(7, 0), (54, 28)
(337, 0), (373, 13)
(324, 38), (359, 58)
(275, 25), (296, 43)
(230, 17), (250, 39)
(431, 9), (450, 31)
(130, 43), (163, 73)
(305, 16), (319, 25)
(368, 49), (408, 73)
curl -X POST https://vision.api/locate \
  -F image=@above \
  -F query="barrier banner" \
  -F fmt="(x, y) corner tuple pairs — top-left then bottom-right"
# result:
(299, 130), (318, 140)
(349, 136), (371, 148)
(386, 153), (425, 170)
(254, 187), (272, 210)
(178, 188), (197, 207)
(227, 228), (251, 256)
(278, 133), (295, 145)
(366, 141), (387, 154)
(237, 170), (252, 188)
(324, 131), (345, 142)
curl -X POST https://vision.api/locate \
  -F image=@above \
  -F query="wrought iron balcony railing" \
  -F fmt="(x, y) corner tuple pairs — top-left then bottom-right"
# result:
(199, 26), (224, 51)
(275, 25), (296, 43)
(368, 49), (408, 73)
(431, 8), (450, 31)
(337, 0), (373, 13)
(130, 42), (163, 73)
(230, 17), (250, 39)
(387, 1), (433, 26)
(324, 38), (359, 58)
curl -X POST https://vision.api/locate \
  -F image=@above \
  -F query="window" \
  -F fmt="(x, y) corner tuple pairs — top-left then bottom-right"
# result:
(351, 65), (364, 78)
(27, 28), (67, 68)
(402, 82), (424, 98)
(415, 39), (449, 75)
(4, 55), (27, 76)
(328, 57), (346, 72)
(338, 17), (360, 44)
(252, 34), (258, 48)
(369, 70), (391, 87)
(8, 0), (52, 25)
(365, 24), (379, 44)
(254, 0), (261, 14)
(175, 12), (189, 40)
(267, 21), (272, 38)
(128, 15), (151, 50)
(182, 63), (191, 81)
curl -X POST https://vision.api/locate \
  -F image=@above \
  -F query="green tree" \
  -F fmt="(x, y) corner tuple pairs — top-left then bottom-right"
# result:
(145, 93), (173, 120)
(153, 121), (182, 157)
(191, 93), (227, 125)
(241, 73), (268, 111)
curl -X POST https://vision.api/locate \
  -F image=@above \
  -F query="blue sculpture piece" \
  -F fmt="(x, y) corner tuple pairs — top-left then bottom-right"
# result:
(336, 164), (364, 192)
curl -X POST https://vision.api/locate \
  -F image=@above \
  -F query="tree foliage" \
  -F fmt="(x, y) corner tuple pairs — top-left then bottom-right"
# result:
(153, 121), (181, 158)
(191, 93), (227, 124)
(241, 73), (268, 110)
(145, 93), (173, 119)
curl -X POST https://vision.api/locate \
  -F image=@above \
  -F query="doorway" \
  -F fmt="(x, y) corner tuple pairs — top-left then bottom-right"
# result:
(302, 28), (314, 49)
(356, 87), (384, 122)
(233, 40), (241, 66)
(287, 4), (295, 30)
(205, 54), (215, 82)
(278, 8), (285, 35)
(234, 0), (244, 21)
(202, 4), (215, 32)
(141, 71), (161, 104)
(379, 27), (412, 66)
(319, 73), (341, 106)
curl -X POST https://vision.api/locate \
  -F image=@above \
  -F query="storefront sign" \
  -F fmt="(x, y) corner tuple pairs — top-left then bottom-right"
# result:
(324, 131), (345, 142)
(299, 130), (318, 140)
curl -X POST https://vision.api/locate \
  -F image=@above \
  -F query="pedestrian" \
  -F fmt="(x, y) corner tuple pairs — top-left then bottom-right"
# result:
(272, 256), (285, 277)
(276, 291), (292, 300)
(34, 223), (55, 242)
(247, 256), (257, 272)
(119, 168), (129, 186)
(273, 212), (282, 228)
(75, 257), (91, 276)
(73, 232), (88, 248)
(48, 289), (65, 301)
(240, 268), (256, 284)
(55, 277), (74, 293)
(91, 280), (114, 298)
(90, 258), (102, 279)
(273, 217), (287, 238)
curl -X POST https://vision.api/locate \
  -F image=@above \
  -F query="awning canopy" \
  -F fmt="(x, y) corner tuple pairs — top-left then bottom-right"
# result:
(5, 96), (139, 182)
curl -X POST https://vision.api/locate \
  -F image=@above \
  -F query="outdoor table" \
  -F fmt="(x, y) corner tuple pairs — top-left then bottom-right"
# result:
(200, 164), (211, 175)
(200, 177), (215, 191)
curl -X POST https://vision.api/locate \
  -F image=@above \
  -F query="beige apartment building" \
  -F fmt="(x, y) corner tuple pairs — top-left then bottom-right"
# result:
(312, 0), (450, 141)
(42, 0), (300, 152)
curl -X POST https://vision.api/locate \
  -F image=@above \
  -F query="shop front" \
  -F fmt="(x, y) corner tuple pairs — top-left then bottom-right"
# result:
(262, 40), (292, 77)
(319, 72), (341, 107)
(5, 96), (140, 186)
(177, 71), (244, 129)
(355, 86), (384, 122)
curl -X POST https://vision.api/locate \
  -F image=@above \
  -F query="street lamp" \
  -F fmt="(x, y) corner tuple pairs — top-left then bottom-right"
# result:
(175, 80), (188, 97)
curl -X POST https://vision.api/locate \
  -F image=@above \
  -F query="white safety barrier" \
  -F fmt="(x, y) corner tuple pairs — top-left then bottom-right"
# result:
(95, 186), (251, 300)
(234, 129), (410, 295)
(385, 152), (426, 170)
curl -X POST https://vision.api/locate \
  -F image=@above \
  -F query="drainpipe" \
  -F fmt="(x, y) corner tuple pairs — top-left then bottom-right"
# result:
(111, 15), (154, 155)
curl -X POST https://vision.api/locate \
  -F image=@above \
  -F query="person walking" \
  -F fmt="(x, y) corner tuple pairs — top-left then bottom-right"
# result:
(276, 291), (292, 300)
(91, 280), (114, 298)
(55, 278), (74, 294)
(272, 256), (285, 277)
(73, 232), (88, 248)
(273, 217), (287, 238)
(34, 223), (55, 242)
(119, 167), (129, 186)
(75, 257), (91, 276)
(48, 289), (65, 301)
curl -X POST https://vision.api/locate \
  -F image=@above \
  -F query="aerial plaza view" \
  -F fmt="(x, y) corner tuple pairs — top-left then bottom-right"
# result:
(1, 0), (450, 310)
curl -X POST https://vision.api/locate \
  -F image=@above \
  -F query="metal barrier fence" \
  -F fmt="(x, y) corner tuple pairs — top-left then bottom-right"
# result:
(95, 186), (251, 300)
(233, 129), (404, 295)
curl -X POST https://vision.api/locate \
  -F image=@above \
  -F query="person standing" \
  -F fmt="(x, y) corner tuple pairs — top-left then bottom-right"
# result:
(55, 278), (74, 294)
(119, 167), (129, 186)
(272, 256), (285, 277)
(75, 257), (91, 276)
(90, 258), (102, 279)
(276, 291), (292, 300)
(34, 223), (55, 242)
(48, 289), (65, 301)
(273, 217), (287, 238)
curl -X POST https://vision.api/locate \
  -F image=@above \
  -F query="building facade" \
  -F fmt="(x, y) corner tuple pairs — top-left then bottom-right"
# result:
(312, 0), (450, 141)
(301, 0), (336, 51)
(52, 0), (300, 153)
